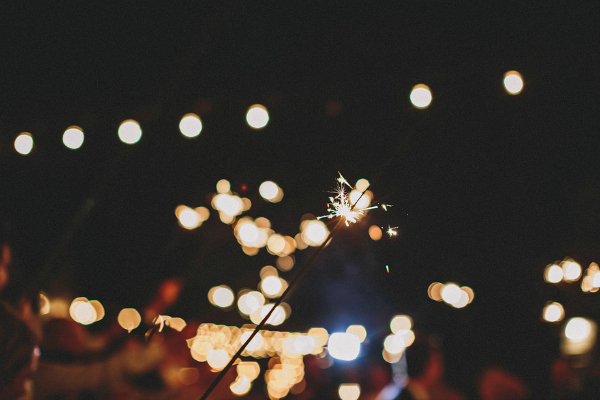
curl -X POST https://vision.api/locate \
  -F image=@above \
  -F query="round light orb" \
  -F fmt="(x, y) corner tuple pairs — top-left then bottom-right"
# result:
(179, 113), (202, 138)
(452, 290), (470, 308)
(14, 133), (33, 155)
(346, 325), (367, 343)
(73, 301), (97, 325)
(410, 84), (432, 109)
(63, 126), (84, 149)
(543, 302), (565, 323)
(238, 222), (260, 246)
(563, 260), (582, 282)
(207, 349), (230, 370)
(301, 220), (329, 246)
(259, 181), (279, 201)
(117, 308), (142, 332)
(545, 264), (564, 283)
(178, 207), (200, 230)
(338, 383), (361, 400)
(565, 317), (592, 341)
(212, 286), (234, 308)
(261, 275), (283, 298)
(328, 332), (360, 361)
(384, 333), (406, 355)
(390, 315), (413, 333)
(238, 291), (265, 315)
(441, 283), (462, 305)
(118, 119), (142, 144)
(246, 104), (269, 129)
(503, 71), (524, 95)
(216, 179), (231, 194)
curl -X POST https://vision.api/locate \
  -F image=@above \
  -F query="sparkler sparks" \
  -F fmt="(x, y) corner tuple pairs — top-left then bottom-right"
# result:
(386, 226), (399, 237)
(318, 172), (383, 226)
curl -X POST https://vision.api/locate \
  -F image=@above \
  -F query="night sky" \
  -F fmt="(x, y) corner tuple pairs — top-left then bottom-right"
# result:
(2, 2), (600, 396)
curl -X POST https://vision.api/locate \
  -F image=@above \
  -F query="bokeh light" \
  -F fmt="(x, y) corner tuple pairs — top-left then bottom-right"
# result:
(355, 179), (370, 192)
(428, 282), (444, 301)
(384, 333), (406, 355)
(368, 225), (383, 241)
(207, 349), (230, 370)
(328, 333), (360, 361)
(179, 113), (202, 138)
(503, 70), (524, 95)
(14, 132), (33, 155)
(261, 275), (286, 298)
(216, 179), (231, 194)
(63, 126), (84, 149)
(259, 181), (284, 203)
(209, 285), (235, 308)
(390, 315), (412, 333)
(178, 207), (201, 229)
(543, 302), (565, 323)
(230, 375), (252, 396)
(276, 255), (295, 271)
(562, 259), (582, 282)
(118, 119), (142, 144)
(562, 318), (597, 356)
(301, 220), (329, 246)
(73, 301), (96, 325)
(237, 361), (261, 381)
(338, 383), (361, 400)
(346, 325), (367, 343)
(545, 264), (564, 283)
(118, 308), (142, 332)
(238, 291), (266, 315)
(410, 84), (432, 109)
(441, 283), (462, 304)
(246, 104), (269, 129)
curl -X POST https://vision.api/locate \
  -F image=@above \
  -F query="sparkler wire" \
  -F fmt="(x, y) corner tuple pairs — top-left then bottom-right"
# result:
(198, 183), (371, 400)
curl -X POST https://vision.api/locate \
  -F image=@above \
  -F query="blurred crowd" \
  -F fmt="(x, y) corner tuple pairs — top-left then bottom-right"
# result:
(3, 220), (600, 400)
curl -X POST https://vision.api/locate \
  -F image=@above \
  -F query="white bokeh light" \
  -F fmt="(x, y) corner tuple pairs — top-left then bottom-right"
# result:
(179, 113), (202, 138)
(503, 71), (524, 95)
(14, 133), (33, 155)
(410, 84), (432, 109)
(328, 332), (360, 361)
(63, 126), (84, 149)
(246, 105), (269, 129)
(118, 119), (142, 144)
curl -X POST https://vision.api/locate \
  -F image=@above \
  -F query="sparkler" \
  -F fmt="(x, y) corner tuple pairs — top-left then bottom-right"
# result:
(318, 172), (391, 226)
(199, 173), (389, 400)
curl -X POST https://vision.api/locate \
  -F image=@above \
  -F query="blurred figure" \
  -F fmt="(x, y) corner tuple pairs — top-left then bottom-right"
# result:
(0, 219), (41, 339)
(0, 302), (39, 400)
(478, 366), (528, 400)
(393, 334), (465, 400)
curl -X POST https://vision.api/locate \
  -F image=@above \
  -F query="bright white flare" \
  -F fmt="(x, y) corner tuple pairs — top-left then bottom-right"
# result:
(328, 332), (360, 361)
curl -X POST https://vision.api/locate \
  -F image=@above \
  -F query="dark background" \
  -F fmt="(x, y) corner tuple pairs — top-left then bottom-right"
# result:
(1, 1), (600, 396)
